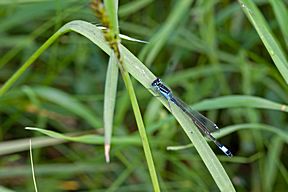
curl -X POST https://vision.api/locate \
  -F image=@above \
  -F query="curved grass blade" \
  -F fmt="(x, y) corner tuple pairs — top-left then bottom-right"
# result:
(268, 0), (288, 47)
(104, 53), (119, 163)
(167, 123), (288, 150)
(25, 127), (141, 145)
(29, 140), (38, 192)
(192, 95), (288, 112)
(0, 131), (92, 156)
(239, 0), (288, 84)
(264, 137), (284, 192)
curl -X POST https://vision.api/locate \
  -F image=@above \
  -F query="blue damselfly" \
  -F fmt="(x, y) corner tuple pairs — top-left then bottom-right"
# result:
(151, 78), (232, 157)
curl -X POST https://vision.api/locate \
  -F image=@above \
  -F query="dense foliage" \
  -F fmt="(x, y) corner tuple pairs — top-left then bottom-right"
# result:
(0, 0), (287, 191)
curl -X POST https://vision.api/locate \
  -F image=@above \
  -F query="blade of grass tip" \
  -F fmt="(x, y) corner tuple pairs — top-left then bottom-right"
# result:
(167, 143), (193, 151)
(139, 0), (194, 66)
(119, 34), (148, 44)
(95, 26), (147, 43)
(104, 144), (110, 163)
(104, 53), (119, 163)
(30, 140), (38, 192)
(239, 0), (288, 84)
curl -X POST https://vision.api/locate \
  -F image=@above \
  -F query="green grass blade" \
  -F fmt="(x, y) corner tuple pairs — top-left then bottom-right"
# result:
(0, 31), (61, 96)
(278, 162), (288, 185)
(264, 137), (284, 192)
(214, 124), (288, 143)
(104, 0), (119, 35)
(192, 95), (288, 112)
(239, 0), (288, 84)
(104, 53), (119, 162)
(168, 123), (288, 150)
(29, 140), (38, 192)
(25, 127), (142, 145)
(0, 132), (90, 155)
(268, 0), (288, 47)
(25, 127), (97, 143)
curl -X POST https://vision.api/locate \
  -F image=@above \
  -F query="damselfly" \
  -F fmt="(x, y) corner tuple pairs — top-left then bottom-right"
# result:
(151, 78), (233, 157)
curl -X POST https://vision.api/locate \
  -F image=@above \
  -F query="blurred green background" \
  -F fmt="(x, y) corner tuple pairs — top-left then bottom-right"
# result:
(0, 0), (288, 191)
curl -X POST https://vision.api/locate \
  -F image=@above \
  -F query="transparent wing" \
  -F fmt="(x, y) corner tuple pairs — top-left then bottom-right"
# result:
(171, 97), (233, 157)
(171, 97), (219, 133)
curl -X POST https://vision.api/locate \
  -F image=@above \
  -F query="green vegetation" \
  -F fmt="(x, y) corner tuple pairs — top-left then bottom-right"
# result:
(0, 0), (287, 191)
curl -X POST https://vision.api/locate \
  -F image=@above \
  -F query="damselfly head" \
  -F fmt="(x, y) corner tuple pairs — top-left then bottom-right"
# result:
(151, 78), (162, 87)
